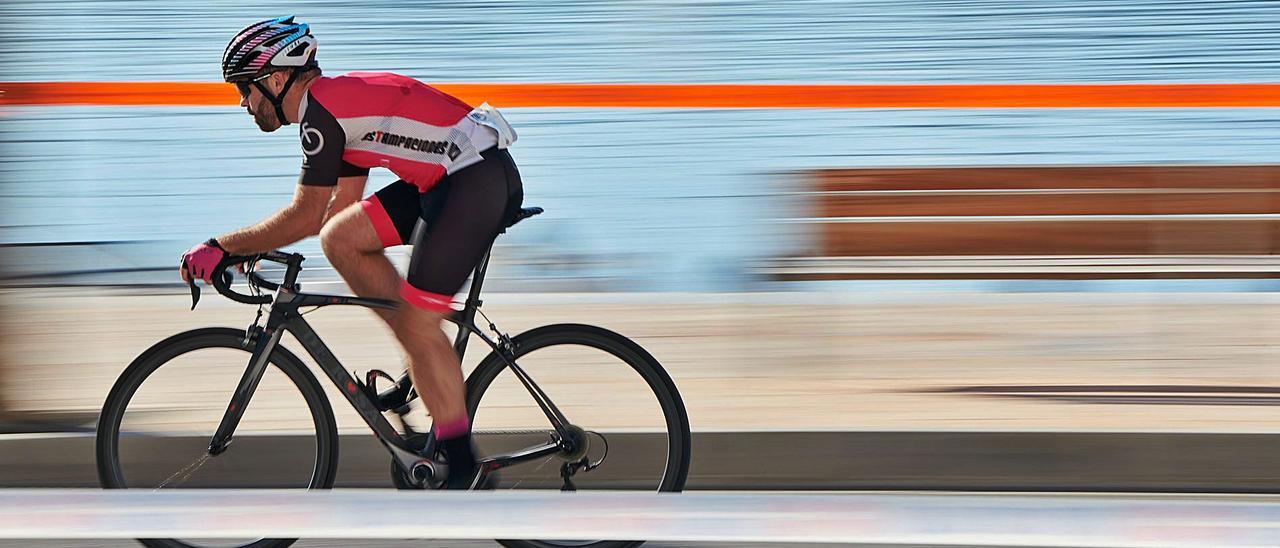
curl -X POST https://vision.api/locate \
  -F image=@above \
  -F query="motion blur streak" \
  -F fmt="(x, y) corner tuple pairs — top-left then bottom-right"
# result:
(3, 82), (1280, 108)
(2, 489), (1278, 546)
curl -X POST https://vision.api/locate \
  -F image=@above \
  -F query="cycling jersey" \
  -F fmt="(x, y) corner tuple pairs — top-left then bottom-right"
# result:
(297, 72), (503, 192)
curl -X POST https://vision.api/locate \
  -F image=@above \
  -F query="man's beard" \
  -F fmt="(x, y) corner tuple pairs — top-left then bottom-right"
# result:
(251, 96), (283, 132)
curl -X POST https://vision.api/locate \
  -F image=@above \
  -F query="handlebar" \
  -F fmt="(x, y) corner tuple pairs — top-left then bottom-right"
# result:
(187, 251), (304, 309)
(210, 255), (273, 305)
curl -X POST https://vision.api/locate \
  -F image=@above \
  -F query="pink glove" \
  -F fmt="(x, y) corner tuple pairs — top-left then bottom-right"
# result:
(180, 239), (226, 283)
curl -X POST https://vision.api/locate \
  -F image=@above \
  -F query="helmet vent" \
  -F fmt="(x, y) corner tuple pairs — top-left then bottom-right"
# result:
(261, 33), (290, 48)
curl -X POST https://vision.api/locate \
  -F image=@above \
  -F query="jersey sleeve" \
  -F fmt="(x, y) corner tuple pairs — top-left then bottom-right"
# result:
(299, 95), (369, 186)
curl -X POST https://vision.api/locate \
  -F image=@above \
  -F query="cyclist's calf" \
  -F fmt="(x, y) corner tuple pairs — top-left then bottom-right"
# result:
(391, 302), (470, 430)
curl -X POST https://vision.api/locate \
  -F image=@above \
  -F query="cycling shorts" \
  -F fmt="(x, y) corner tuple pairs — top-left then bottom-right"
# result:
(360, 146), (523, 313)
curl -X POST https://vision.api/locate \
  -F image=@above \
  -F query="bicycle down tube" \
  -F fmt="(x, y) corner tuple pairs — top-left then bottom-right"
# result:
(205, 252), (574, 476)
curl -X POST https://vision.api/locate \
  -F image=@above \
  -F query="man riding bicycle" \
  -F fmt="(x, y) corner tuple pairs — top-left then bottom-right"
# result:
(179, 15), (522, 490)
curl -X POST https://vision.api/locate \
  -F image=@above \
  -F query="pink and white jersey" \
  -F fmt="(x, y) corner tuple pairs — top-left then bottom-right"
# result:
(297, 72), (499, 192)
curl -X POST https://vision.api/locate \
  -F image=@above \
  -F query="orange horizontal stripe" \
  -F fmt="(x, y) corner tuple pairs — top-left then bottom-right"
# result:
(1, 82), (1278, 108)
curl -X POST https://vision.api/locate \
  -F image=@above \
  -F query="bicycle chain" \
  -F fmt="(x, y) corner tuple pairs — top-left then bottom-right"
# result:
(472, 428), (559, 436)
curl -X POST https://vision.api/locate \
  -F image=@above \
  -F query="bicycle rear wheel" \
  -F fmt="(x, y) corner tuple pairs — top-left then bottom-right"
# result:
(95, 327), (340, 548)
(465, 323), (692, 548)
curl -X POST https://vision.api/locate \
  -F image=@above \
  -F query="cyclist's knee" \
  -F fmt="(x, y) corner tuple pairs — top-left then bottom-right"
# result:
(320, 207), (380, 258)
(318, 226), (354, 267)
(318, 220), (342, 254)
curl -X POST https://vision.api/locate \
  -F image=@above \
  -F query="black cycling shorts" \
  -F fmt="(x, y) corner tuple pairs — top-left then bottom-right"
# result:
(359, 147), (523, 312)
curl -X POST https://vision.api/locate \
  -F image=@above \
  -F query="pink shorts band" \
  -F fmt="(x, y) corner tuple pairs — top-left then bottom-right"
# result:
(399, 279), (455, 313)
(361, 195), (403, 248)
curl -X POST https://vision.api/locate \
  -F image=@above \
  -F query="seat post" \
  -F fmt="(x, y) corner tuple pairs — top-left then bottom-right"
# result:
(452, 244), (494, 359)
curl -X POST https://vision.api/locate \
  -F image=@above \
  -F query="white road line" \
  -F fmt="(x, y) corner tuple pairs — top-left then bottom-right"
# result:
(0, 490), (1277, 546)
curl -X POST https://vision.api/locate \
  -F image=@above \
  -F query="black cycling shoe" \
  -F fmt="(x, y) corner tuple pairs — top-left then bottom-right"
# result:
(437, 434), (497, 490)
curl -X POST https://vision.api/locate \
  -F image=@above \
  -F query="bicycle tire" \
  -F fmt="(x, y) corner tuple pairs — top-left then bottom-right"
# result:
(96, 327), (340, 548)
(465, 323), (692, 548)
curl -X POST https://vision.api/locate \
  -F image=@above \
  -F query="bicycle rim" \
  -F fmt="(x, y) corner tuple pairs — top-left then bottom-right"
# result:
(465, 323), (691, 548)
(96, 328), (339, 548)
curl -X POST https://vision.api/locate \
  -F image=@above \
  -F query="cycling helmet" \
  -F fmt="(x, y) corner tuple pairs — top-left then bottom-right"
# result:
(222, 16), (318, 125)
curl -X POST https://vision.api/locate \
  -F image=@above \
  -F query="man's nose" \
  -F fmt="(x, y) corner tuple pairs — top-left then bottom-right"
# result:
(240, 96), (249, 108)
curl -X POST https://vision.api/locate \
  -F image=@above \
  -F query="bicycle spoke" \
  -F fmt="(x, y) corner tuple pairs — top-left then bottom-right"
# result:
(155, 452), (213, 490)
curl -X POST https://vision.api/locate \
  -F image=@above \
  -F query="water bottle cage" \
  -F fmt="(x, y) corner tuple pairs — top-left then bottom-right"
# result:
(364, 369), (399, 409)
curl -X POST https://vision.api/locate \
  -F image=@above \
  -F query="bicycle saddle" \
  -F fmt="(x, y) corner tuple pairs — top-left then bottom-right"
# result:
(504, 206), (543, 230)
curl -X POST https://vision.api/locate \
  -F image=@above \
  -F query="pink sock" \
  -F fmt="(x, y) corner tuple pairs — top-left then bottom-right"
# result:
(433, 416), (471, 440)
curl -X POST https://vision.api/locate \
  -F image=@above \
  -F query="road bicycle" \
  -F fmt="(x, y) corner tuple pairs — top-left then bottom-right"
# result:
(95, 207), (692, 548)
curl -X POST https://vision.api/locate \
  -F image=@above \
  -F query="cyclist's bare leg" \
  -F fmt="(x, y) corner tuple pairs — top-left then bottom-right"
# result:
(319, 204), (399, 325)
(324, 202), (468, 437)
(391, 305), (468, 429)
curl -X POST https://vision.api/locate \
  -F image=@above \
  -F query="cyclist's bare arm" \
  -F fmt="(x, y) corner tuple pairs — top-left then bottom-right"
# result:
(216, 173), (367, 255)
(322, 173), (369, 226)
(216, 81), (369, 255)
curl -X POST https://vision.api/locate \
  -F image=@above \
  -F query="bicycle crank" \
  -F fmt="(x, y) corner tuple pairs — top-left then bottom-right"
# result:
(391, 456), (445, 490)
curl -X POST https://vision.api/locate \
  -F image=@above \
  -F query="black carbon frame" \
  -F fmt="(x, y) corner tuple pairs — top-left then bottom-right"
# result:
(205, 246), (575, 477)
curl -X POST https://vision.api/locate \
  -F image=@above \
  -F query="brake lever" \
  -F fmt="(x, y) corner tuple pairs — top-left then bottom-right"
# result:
(189, 270), (236, 310)
(188, 278), (201, 310)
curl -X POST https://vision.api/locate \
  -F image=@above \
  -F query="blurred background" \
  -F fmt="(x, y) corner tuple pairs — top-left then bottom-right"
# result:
(1, 0), (1279, 497)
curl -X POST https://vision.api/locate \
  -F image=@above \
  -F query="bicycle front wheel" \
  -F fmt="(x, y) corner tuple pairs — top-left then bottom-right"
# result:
(95, 327), (340, 548)
(466, 323), (692, 548)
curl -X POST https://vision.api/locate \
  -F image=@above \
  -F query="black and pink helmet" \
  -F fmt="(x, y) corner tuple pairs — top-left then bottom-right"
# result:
(222, 16), (318, 82)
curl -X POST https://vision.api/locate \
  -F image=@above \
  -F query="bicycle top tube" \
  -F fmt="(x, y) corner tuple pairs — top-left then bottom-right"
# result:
(201, 250), (476, 320)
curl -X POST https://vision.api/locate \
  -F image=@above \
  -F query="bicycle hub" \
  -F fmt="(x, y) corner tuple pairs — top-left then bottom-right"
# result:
(557, 424), (590, 462)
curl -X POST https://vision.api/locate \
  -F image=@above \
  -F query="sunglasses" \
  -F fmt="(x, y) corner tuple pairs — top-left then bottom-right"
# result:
(233, 73), (274, 97)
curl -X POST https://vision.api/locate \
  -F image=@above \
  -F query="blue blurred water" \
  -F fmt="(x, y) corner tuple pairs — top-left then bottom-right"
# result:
(2, 1), (1279, 290)
(5, 0), (1279, 83)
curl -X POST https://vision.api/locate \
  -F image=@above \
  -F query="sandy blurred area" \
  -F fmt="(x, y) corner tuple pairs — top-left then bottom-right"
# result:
(2, 288), (1277, 432)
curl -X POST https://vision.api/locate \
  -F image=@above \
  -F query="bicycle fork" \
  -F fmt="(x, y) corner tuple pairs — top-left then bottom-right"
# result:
(208, 323), (281, 455)
(207, 286), (290, 456)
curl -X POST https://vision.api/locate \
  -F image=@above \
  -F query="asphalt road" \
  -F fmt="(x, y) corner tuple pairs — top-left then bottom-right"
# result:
(4, 430), (1277, 492)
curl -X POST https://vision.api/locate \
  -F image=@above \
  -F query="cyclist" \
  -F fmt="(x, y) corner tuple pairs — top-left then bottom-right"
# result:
(180, 16), (522, 489)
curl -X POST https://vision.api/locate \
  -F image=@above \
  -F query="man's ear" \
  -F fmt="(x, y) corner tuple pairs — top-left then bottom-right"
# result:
(271, 71), (287, 91)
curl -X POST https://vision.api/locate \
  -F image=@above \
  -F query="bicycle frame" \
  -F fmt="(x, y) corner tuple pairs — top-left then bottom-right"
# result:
(206, 246), (578, 479)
